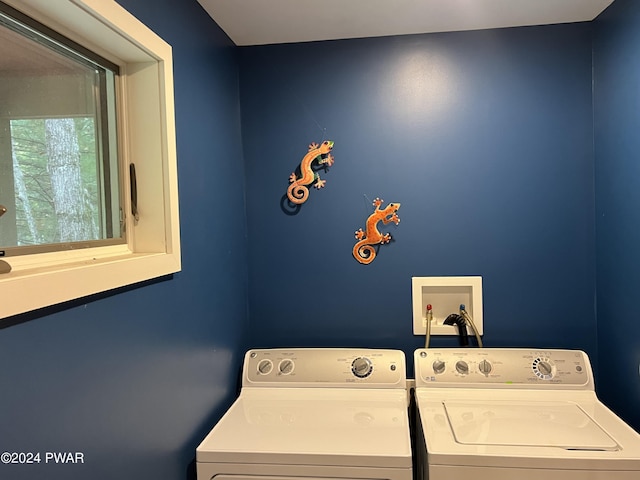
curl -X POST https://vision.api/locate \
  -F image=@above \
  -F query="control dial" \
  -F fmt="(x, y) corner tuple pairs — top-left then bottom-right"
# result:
(352, 357), (373, 378)
(257, 359), (273, 375)
(455, 360), (469, 375)
(432, 360), (446, 374)
(478, 359), (492, 376)
(532, 357), (555, 380)
(278, 359), (295, 375)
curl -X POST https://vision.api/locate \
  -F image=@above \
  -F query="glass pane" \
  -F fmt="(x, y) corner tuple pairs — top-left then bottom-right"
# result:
(0, 4), (122, 253)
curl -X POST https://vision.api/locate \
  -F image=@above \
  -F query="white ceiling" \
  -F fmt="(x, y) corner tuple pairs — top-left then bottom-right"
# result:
(197, 0), (615, 46)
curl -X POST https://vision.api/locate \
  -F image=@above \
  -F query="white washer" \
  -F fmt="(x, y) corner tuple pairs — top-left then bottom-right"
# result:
(197, 348), (413, 480)
(413, 348), (640, 480)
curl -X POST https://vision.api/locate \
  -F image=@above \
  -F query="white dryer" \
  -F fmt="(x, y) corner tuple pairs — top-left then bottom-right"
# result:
(197, 348), (413, 480)
(413, 348), (640, 480)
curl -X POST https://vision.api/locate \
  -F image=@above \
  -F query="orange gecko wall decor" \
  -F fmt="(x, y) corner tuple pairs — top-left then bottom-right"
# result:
(287, 141), (335, 204)
(353, 197), (401, 264)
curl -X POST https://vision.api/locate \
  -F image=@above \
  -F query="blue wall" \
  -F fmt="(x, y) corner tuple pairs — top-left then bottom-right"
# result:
(594, 0), (640, 430)
(0, 1), (248, 479)
(239, 24), (596, 370)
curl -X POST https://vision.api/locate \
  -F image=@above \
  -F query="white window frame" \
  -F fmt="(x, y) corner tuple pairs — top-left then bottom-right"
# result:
(0, 0), (181, 319)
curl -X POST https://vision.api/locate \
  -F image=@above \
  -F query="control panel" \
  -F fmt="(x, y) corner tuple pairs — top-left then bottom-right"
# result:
(243, 348), (406, 388)
(414, 348), (593, 390)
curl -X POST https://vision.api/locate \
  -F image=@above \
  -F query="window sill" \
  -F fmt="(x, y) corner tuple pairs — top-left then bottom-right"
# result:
(0, 249), (180, 319)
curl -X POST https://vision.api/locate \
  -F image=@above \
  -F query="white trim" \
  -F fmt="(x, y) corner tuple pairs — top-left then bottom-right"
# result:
(0, 0), (181, 319)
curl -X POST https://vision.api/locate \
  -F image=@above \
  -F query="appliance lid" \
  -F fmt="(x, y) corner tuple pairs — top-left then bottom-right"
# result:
(444, 400), (619, 450)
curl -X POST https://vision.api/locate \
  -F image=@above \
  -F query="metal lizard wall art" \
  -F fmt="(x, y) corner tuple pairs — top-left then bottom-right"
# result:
(287, 141), (335, 205)
(353, 198), (401, 264)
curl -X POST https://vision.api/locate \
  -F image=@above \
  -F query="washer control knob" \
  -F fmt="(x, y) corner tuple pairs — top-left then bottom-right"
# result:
(455, 360), (469, 375)
(432, 360), (446, 374)
(478, 359), (492, 376)
(537, 361), (552, 375)
(532, 357), (555, 380)
(352, 357), (373, 378)
(279, 359), (294, 375)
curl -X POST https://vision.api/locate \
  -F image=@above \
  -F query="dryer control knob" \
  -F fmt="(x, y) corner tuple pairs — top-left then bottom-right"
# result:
(455, 360), (469, 375)
(278, 359), (294, 375)
(351, 357), (373, 378)
(478, 359), (492, 376)
(432, 360), (446, 374)
(257, 359), (273, 375)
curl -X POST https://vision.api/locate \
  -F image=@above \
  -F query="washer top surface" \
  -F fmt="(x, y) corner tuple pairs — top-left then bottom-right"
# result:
(413, 348), (640, 471)
(197, 348), (412, 469)
(444, 400), (617, 449)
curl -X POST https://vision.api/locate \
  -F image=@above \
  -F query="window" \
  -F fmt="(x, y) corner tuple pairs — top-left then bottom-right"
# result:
(0, 0), (181, 320)
(0, 3), (122, 254)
